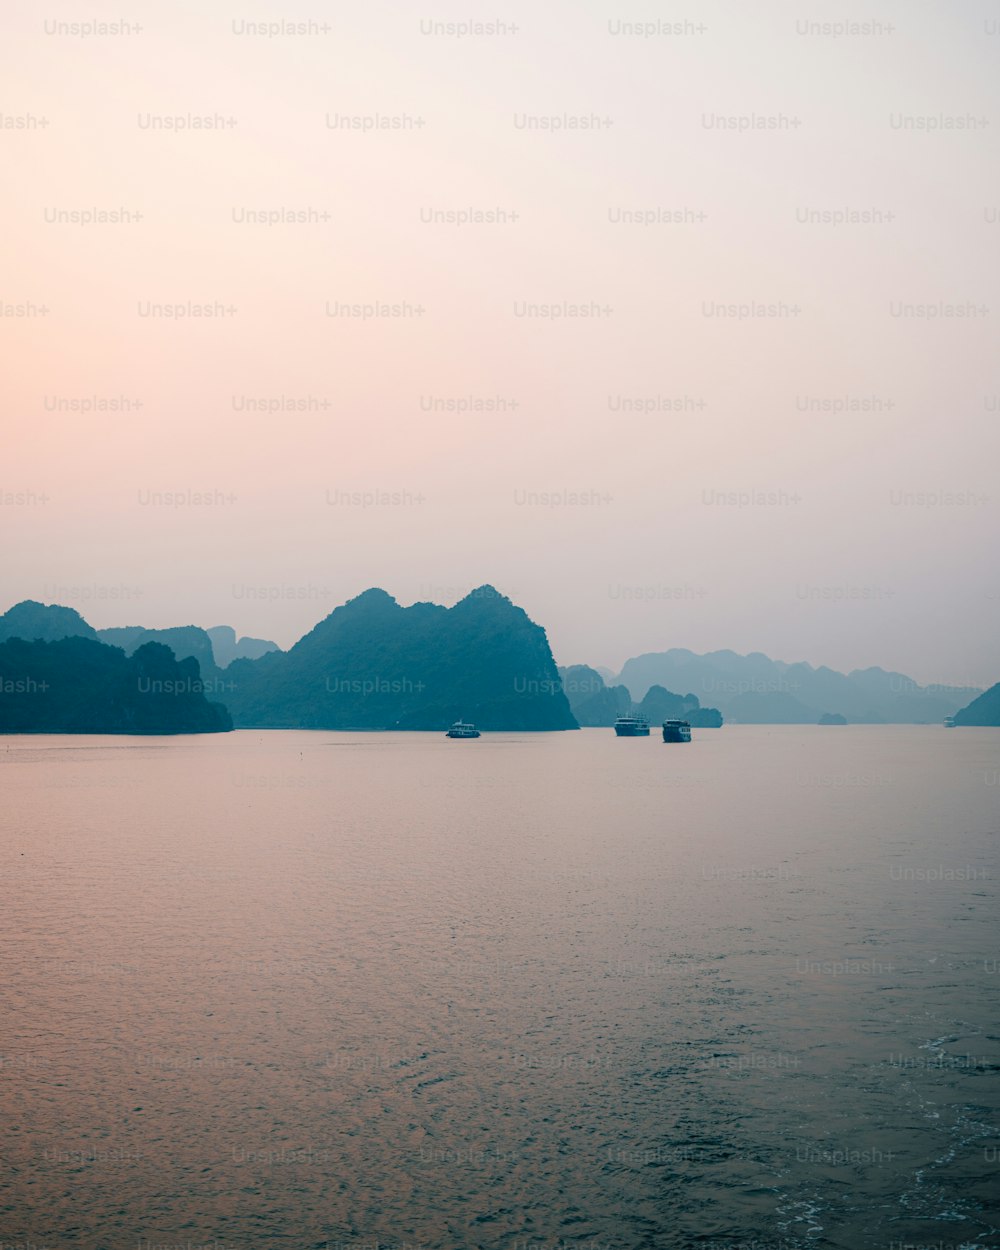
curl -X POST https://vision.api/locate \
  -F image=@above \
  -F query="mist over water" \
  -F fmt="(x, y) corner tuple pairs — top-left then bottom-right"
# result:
(2, 727), (998, 1249)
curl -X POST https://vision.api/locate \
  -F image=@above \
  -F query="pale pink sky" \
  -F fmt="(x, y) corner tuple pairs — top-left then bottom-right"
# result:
(2, 0), (998, 685)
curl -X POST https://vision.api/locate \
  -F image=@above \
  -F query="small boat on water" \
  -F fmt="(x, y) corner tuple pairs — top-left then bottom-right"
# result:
(446, 721), (480, 739)
(614, 714), (650, 737)
(943, 716), (956, 729)
(662, 719), (692, 743)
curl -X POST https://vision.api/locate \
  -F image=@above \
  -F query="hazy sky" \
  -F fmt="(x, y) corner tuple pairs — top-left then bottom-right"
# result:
(3, 0), (998, 685)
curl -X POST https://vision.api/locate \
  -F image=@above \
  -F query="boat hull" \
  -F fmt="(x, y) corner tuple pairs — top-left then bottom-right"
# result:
(662, 723), (692, 743)
(614, 725), (649, 737)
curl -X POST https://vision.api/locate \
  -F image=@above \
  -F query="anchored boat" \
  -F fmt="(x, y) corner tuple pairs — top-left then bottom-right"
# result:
(614, 714), (650, 737)
(446, 721), (480, 739)
(662, 719), (692, 743)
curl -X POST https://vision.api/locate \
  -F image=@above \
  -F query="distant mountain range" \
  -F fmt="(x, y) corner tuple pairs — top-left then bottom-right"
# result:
(0, 596), (994, 732)
(0, 601), (278, 674)
(558, 665), (723, 727)
(0, 589), (575, 732)
(97, 623), (279, 671)
(613, 649), (981, 725)
(98, 624), (221, 677)
(205, 626), (279, 668)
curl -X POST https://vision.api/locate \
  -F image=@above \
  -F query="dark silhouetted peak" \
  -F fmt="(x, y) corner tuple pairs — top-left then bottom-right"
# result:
(450, 585), (520, 617)
(290, 588), (405, 654)
(0, 600), (97, 643)
(0, 635), (231, 734)
(953, 682), (1000, 726)
(225, 584), (575, 731)
(347, 587), (398, 609)
(462, 584), (509, 604)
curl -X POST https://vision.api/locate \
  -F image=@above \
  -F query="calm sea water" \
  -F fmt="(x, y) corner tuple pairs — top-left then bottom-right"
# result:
(1, 726), (998, 1250)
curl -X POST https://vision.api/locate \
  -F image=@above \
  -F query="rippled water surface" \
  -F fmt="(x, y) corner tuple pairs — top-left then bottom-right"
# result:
(1, 726), (998, 1250)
